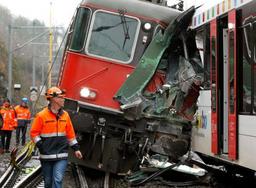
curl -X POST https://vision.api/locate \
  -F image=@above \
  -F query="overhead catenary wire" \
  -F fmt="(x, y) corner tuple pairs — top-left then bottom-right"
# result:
(11, 30), (49, 54)
(32, 27), (69, 110)
(32, 5), (80, 112)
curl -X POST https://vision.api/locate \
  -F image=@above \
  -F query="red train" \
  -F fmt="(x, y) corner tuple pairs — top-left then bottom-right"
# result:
(58, 0), (202, 173)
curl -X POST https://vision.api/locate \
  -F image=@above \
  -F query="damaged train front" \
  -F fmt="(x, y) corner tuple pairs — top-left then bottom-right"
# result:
(114, 6), (204, 167)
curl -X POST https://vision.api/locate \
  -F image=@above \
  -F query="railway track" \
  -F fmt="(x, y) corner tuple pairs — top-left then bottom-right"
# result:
(1, 142), (250, 188)
(12, 156), (43, 188)
(0, 142), (35, 188)
(0, 144), (208, 188)
(1, 161), (112, 188)
(0, 142), (44, 188)
(0, 141), (111, 188)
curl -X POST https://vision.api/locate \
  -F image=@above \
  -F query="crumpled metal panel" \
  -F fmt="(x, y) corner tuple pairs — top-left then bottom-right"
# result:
(114, 7), (195, 105)
(112, 6), (203, 160)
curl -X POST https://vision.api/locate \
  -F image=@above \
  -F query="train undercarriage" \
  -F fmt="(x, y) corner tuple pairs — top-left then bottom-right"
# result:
(65, 99), (192, 173)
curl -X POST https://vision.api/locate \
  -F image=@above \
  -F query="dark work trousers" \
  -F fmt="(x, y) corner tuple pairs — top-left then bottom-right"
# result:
(16, 120), (28, 146)
(1, 130), (12, 151)
(0, 130), (3, 149)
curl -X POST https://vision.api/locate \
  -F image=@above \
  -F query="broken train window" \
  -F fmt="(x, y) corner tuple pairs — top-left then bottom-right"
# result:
(195, 25), (210, 90)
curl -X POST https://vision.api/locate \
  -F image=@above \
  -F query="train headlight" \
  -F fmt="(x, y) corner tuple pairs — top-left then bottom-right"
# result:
(80, 88), (90, 98)
(80, 87), (97, 99)
(144, 23), (152, 31)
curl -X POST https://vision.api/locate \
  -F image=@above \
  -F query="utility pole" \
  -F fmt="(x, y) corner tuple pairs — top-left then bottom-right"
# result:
(7, 25), (48, 102)
(7, 25), (13, 102)
(41, 63), (45, 86)
(48, 2), (53, 88)
(6, 24), (61, 102)
(32, 21), (36, 87)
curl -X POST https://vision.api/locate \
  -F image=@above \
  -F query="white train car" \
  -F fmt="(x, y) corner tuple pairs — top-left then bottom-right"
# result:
(192, 0), (256, 176)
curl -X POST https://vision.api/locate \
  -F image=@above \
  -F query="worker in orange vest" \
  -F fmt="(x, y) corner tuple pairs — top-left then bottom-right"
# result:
(30, 87), (82, 188)
(15, 97), (31, 146)
(0, 98), (17, 153)
(0, 101), (3, 154)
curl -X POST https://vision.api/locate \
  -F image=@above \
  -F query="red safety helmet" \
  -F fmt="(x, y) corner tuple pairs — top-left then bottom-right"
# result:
(45, 87), (66, 100)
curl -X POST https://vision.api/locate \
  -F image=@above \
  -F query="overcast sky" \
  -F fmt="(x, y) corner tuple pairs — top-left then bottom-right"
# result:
(0, 0), (222, 27)
(0, 0), (81, 27)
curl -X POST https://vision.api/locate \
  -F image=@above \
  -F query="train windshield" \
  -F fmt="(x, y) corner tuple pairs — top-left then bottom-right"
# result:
(86, 10), (140, 63)
(70, 8), (91, 51)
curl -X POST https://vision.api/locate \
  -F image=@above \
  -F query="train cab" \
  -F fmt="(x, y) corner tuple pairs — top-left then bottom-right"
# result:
(58, 0), (180, 113)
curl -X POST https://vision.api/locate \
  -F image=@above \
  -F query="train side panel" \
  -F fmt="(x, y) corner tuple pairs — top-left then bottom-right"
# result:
(60, 52), (134, 110)
(192, 0), (256, 173)
(191, 90), (212, 156)
(238, 115), (256, 170)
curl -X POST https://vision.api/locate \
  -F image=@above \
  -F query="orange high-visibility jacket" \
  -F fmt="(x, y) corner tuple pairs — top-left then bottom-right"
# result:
(0, 106), (17, 131)
(30, 107), (79, 161)
(15, 105), (31, 120)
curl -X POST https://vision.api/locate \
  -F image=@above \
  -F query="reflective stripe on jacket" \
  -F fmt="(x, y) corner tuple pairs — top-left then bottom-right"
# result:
(0, 106), (17, 131)
(30, 107), (78, 161)
(15, 105), (31, 120)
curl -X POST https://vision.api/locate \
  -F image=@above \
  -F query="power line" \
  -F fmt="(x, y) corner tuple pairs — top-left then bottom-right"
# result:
(7, 25), (63, 102)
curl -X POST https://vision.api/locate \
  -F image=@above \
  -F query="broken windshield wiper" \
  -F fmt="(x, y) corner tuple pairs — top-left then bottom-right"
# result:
(118, 9), (130, 49)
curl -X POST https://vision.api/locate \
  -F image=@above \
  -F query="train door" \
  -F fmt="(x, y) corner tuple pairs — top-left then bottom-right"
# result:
(210, 19), (218, 155)
(210, 16), (228, 156)
(223, 28), (229, 154)
(210, 11), (238, 159)
(227, 10), (237, 160)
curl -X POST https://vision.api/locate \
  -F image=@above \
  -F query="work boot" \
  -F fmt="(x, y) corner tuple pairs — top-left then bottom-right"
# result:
(0, 148), (4, 154)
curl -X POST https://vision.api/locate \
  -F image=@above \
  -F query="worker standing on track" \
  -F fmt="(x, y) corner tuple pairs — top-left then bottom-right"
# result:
(0, 98), (17, 153)
(15, 97), (31, 146)
(30, 86), (83, 188)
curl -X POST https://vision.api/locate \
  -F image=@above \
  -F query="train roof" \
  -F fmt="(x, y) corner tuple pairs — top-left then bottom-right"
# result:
(81, 0), (181, 24)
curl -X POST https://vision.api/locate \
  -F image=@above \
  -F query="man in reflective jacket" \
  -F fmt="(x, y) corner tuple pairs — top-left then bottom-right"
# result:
(15, 97), (31, 146)
(0, 98), (17, 153)
(30, 87), (83, 188)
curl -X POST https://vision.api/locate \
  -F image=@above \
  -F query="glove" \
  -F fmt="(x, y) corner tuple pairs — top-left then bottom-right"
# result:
(36, 140), (44, 153)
